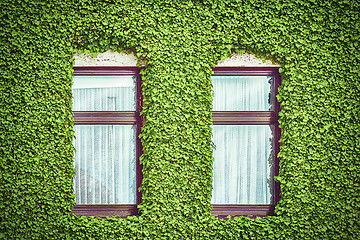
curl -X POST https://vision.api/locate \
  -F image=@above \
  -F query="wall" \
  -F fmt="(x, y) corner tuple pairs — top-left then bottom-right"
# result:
(1, 0), (359, 239)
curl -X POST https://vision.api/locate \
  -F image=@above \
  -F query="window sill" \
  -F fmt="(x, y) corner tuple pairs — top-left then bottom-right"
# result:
(72, 204), (138, 218)
(73, 204), (275, 218)
(211, 204), (275, 218)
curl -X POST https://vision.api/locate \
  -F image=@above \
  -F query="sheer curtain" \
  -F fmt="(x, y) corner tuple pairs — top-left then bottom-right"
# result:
(212, 76), (272, 111)
(73, 75), (137, 204)
(211, 76), (274, 204)
(72, 76), (136, 111)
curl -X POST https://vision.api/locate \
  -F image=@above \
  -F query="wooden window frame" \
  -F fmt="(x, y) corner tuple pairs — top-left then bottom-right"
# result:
(72, 66), (143, 218)
(211, 67), (281, 218)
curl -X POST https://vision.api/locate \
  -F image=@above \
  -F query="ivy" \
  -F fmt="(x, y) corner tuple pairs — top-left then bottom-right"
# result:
(1, 0), (359, 239)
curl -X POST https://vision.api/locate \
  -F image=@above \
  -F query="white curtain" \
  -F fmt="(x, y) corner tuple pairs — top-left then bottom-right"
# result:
(212, 76), (272, 111)
(73, 76), (136, 111)
(73, 75), (137, 204)
(211, 76), (274, 204)
(73, 125), (136, 204)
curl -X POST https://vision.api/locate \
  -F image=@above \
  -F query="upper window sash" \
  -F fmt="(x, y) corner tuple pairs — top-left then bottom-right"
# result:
(212, 67), (281, 114)
(72, 67), (143, 126)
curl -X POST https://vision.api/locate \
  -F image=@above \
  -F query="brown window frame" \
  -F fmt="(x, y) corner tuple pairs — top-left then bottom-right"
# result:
(72, 66), (143, 218)
(211, 67), (281, 218)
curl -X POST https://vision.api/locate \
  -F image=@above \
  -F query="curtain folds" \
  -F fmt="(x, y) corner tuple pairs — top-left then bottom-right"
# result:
(73, 76), (136, 111)
(212, 125), (273, 204)
(212, 76), (273, 111)
(73, 125), (136, 204)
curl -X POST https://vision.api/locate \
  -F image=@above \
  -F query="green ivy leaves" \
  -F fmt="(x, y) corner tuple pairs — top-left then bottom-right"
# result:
(1, 0), (359, 239)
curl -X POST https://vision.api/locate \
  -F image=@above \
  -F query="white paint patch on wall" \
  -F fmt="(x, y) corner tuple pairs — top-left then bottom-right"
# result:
(73, 50), (140, 66)
(217, 53), (280, 67)
(73, 50), (279, 67)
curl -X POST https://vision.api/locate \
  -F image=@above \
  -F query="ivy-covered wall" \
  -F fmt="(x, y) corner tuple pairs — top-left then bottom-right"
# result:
(1, 0), (359, 239)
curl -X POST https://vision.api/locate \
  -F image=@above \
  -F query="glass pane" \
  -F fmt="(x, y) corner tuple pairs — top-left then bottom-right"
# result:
(212, 76), (273, 111)
(73, 75), (136, 111)
(211, 125), (274, 204)
(73, 125), (136, 204)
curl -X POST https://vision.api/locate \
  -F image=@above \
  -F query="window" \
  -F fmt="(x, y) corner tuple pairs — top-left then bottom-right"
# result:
(211, 67), (281, 218)
(72, 67), (143, 218)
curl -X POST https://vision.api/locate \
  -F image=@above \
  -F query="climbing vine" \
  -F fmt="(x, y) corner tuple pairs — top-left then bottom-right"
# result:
(1, 0), (359, 239)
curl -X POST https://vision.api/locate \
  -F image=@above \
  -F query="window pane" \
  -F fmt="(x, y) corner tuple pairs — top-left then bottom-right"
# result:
(212, 76), (273, 111)
(211, 125), (274, 204)
(73, 125), (136, 204)
(73, 76), (136, 111)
